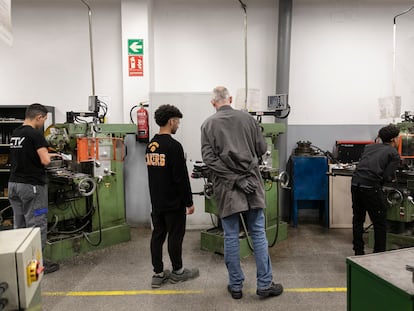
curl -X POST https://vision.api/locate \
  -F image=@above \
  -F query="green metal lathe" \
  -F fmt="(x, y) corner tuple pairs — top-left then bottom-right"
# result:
(44, 123), (136, 262)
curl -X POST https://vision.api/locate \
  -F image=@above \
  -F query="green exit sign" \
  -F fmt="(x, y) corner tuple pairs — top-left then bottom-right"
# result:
(128, 39), (143, 55)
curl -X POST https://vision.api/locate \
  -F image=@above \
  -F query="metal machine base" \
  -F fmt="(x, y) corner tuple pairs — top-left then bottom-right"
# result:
(44, 224), (130, 262)
(200, 221), (288, 258)
(368, 230), (414, 250)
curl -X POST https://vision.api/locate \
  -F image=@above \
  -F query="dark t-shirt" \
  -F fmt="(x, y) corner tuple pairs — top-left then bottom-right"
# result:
(145, 134), (193, 212)
(9, 125), (49, 185)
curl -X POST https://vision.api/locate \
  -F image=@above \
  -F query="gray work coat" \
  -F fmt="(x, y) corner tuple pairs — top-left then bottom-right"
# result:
(201, 105), (267, 219)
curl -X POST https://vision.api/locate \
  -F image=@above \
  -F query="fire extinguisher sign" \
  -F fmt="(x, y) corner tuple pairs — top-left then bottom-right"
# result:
(128, 39), (143, 77)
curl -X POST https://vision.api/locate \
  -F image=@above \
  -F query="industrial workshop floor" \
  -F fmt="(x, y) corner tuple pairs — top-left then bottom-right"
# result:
(41, 223), (356, 311)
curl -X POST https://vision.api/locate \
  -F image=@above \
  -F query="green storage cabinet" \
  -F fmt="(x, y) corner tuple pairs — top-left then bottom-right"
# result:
(347, 248), (414, 311)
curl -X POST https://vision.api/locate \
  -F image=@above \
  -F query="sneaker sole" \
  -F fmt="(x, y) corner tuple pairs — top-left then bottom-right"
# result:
(151, 270), (170, 288)
(170, 278), (188, 284)
(151, 279), (168, 288)
(170, 271), (199, 284)
(227, 286), (242, 299)
(256, 289), (283, 297)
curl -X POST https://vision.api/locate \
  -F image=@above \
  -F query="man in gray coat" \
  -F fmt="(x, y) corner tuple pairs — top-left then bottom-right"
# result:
(201, 86), (283, 299)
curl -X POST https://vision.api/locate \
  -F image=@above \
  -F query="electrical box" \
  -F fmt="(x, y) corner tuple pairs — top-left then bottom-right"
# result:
(0, 227), (43, 310)
(267, 94), (288, 111)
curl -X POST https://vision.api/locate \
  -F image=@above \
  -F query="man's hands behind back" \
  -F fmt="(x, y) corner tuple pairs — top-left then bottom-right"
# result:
(235, 177), (257, 194)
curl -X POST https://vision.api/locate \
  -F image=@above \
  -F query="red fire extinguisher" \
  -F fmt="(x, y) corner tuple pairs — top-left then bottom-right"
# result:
(137, 103), (149, 143)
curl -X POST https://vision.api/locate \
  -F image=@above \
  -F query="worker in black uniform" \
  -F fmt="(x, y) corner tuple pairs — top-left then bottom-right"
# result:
(8, 103), (60, 273)
(351, 124), (400, 255)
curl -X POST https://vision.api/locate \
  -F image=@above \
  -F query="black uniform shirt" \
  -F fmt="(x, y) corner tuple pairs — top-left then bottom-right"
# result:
(9, 125), (49, 185)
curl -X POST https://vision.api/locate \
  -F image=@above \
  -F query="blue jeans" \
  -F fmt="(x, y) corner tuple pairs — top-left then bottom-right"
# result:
(221, 208), (273, 291)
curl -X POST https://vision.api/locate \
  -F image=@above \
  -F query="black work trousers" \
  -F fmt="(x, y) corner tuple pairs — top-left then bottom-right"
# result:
(351, 185), (387, 255)
(150, 209), (186, 274)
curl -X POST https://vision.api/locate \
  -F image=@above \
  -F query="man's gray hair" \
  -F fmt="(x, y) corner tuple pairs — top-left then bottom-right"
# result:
(212, 86), (230, 102)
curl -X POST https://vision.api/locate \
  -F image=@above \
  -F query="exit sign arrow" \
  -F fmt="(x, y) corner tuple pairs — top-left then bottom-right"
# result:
(128, 39), (143, 55)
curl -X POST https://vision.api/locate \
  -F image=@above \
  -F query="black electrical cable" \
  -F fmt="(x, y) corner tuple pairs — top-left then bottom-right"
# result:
(209, 213), (218, 228)
(393, 4), (414, 24)
(82, 183), (102, 246)
(276, 104), (291, 119)
(268, 184), (281, 247)
(47, 215), (59, 234)
(48, 233), (83, 243)
(238, 0), (247, 12)
(51, 219), (91, 235)
(129, 105), (138, 124)
(240, 213), (254, 251)
(97, 99), (108, 121)
(47, 196), (96, 237)
(311, 144), (340, 164)
(363, 223), (373, 234)
(0, 282), (8, 297)
(0, 298), (8, 311)
(0, 205), (11, 216)
(74, 116), (89, 124)
(98, 99), (108, 111)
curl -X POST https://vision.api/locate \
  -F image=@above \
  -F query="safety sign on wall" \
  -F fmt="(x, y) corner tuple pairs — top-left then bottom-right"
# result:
(128, 39), (143, 76)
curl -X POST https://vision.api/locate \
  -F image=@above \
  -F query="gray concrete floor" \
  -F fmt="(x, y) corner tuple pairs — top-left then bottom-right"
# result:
(41, 223), (355, 311)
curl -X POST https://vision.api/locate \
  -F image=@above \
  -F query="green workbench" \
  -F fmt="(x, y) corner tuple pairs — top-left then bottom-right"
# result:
(347, 248), (414, 311)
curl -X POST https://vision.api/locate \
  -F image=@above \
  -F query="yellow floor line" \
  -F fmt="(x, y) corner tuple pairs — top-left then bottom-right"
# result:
(42, 287), (346, 297)
(43, 290), (203, 296)
(285, 287), (347, 293)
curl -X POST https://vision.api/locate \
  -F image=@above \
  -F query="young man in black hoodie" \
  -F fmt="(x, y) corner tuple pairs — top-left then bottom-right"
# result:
(146, 104), (199, 288)
(351, 124), (400, 255)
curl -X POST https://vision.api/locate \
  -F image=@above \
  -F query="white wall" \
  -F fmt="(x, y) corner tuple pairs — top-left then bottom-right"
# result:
(3, 0), (414, 124)
(121, 0), (152, 121)
(0, 0), (123, 123)
(289, 0), (414, 125)
(152, 0), (278, 107)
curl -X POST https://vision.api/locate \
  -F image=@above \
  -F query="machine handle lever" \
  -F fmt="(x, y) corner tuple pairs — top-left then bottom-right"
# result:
(272, 171), (290, 188)
(406, 265), (414, 283)
(192, 191), (204, 196)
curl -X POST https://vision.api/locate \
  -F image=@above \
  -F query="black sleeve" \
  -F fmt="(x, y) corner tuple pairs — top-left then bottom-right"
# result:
(32, 129), (49, 150)
(171, 142), (193, 207)
(382, 150), (400, 182)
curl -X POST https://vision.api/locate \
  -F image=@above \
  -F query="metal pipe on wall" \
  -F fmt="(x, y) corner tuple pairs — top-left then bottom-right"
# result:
(238, 0), (248, 110)
(275, 0), (292, 220)
(81, 0), (96, 96)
